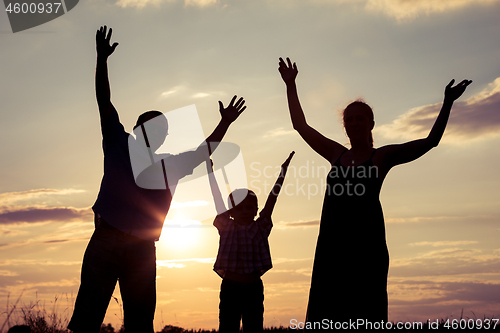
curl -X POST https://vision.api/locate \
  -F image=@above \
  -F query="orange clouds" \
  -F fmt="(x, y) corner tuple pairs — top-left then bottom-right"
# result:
(115, 0), (219, 9)
(364, 0), (499, 22)
(0, 207), (92, 224)
(375, 78), (500, 144)
(310, 0), (500, 22)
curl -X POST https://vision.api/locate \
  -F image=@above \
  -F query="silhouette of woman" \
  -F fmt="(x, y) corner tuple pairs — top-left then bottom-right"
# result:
(278, 57), (471, 325)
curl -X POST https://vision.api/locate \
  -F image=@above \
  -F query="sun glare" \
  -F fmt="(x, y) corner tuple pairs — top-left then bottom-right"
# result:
(160, 217), (202, 251)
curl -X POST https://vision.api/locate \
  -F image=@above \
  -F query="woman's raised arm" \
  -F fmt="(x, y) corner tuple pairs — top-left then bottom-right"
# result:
(279, 57), (346, 163)
(379, 79), (472, 170)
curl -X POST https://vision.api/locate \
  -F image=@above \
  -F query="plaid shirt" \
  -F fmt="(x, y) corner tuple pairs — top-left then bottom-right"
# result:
(213, 212), (273, 278)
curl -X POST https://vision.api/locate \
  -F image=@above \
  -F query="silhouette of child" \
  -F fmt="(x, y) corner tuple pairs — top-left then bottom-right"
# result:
(207, 151), (294, 332)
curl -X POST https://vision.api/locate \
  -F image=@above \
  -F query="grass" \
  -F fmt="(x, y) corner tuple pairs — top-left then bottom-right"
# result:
(1, 293), (72, 333)
(1, 295), (499, 332)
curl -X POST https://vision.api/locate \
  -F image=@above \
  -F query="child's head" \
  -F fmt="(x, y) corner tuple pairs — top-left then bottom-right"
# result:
(228, 189), (258, 224)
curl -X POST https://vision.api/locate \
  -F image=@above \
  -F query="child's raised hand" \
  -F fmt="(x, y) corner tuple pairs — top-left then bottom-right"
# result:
(281, 151), (295, 173)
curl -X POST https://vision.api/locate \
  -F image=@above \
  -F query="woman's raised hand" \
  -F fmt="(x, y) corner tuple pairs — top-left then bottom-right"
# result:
(444, 79), (472, 103)
(279, 57), (298, 85)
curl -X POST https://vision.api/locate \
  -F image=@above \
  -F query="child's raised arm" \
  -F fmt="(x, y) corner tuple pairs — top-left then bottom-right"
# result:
(260, 151), (295, 219)
(205, 154), (227, 217)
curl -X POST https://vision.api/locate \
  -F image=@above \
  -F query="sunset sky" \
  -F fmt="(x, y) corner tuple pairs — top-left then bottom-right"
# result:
(1, 0), (500, 330)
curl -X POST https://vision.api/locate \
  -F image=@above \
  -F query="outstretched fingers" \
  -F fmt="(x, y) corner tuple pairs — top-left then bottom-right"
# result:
(97, 25), (107, 38)
(278, 57), (298, 84)
(219, 96), (246, 123)
(445, 78), (472, 102)
(234, 97), (245, 110)
(447, 79), (472, 90)
(278, 57), (295, 69)
(237, 106), (247, 116)
(228, 95), (237, 107)
(460, 79), (473, 88)
(278, 57), (286, 69)
(106, 27), (113, 42)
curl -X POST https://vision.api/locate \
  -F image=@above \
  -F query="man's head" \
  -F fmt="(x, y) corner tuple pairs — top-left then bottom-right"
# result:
(133, 111), (168, 152)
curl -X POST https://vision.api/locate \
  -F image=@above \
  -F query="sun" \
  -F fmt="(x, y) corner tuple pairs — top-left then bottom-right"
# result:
(159, 215), (202, 251)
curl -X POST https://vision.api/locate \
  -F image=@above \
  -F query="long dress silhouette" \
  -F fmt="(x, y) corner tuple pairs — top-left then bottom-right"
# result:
(306, 148), (389, 322)
(278, 56), (471, 326)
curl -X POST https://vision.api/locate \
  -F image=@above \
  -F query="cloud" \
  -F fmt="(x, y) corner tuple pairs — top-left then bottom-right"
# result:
(375, 78), (500, 144)
(390, 248), (500, 277)
(409, 241), (479, 247)
(157, 257), (215, 268)
(116, 0), (173, 8)
(310, 0), (499, 22)
(364, 0), (499, 22)
(390, 280), (500, 305)
(0, 236), (90, 250)
(0, 259), (81, 266)
(185, 0), (218, 8)
(386, 215), (498, 224)
(0, 188), (85, 205)
(0, 270), (19, 277)
(0, 229), (24, 236)
(42, 238), (88, 244)
(7, 278), (79, 291)
(0, 206), (93, 224)
(116, 0), (218, 9)
(276, 220), (320, 228)
(160, 85), (184, 98)
(192, 93), (211, 98)
(263, 127), (296, 139)
(389, 278), (500, 322)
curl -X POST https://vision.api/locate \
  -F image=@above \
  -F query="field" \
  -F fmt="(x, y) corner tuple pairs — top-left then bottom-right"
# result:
(1, 294), (499, 332)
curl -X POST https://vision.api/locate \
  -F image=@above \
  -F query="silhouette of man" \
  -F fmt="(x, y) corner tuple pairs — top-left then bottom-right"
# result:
(68, 26), (246, 333)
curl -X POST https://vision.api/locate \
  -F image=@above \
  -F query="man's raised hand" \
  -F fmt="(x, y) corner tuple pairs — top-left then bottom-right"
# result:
(96, 26), (119, 59)
(218, 95), (246, 124)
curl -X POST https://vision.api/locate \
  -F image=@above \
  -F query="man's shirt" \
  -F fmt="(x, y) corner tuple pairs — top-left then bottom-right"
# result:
(92, 108), (203, 241)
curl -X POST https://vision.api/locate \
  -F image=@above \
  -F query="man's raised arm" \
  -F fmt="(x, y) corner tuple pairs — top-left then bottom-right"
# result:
(204, 95), (246, 154)
(95, 26), (119, 124)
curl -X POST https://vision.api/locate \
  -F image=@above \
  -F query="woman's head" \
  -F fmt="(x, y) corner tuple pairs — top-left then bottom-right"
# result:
(228, 189), (258, 224)
(342, 100), (374, 147)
